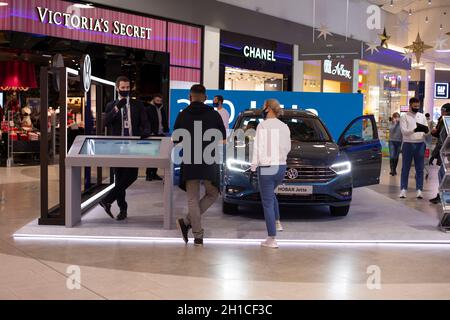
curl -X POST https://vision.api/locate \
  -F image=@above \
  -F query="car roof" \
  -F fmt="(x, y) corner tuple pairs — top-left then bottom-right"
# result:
(241, 109), (319, 118)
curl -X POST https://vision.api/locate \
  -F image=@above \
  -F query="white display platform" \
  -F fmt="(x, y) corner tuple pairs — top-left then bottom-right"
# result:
(14, 179), (450, 244)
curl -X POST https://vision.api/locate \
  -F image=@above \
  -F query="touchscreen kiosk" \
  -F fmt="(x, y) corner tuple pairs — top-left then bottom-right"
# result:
(439, 116), (450, 231)
(65, 136), (174, 229)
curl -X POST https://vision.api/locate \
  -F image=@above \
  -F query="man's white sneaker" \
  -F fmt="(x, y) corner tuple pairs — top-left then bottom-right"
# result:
(417, 190), (423, 199)
(399, 190), (407, 199)
(276, 220), (284, 232)
(261, 237), (279, 249)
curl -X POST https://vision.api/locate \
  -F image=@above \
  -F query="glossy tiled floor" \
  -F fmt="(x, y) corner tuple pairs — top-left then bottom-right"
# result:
(1, 161), (450, 300)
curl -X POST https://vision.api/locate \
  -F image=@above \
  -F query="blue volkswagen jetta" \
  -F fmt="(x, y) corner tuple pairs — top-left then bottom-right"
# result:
(223, 109), (382, 216)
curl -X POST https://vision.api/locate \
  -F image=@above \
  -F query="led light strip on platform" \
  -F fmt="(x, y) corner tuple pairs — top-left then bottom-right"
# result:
(12, 234), (450, 247)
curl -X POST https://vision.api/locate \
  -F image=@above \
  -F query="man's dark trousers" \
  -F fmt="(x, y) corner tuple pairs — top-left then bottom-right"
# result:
(103, 167), (139, 212)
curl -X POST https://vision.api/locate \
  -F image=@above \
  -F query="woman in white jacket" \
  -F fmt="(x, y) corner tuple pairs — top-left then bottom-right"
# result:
(251, 99), (291, 249)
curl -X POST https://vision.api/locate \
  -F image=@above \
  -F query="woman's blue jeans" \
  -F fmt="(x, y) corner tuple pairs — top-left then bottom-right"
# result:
(258, 165), (287, 237)
(389, 141), (402, 160)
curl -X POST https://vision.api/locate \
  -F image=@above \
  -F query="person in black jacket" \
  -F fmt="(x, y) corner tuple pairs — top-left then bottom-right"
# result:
(173, 84), (226, 246)
(99, 76), (150, 221)
(144, 93), (169, 181)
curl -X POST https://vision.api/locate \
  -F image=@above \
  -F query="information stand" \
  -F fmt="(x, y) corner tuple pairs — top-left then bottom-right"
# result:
(439, 116), (450, 231)
(65, 135), (174, 229)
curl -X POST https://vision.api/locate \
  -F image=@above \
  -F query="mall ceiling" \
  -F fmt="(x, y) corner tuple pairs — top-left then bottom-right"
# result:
(218, 0), (450, 69)
(367, 0), (450, 14)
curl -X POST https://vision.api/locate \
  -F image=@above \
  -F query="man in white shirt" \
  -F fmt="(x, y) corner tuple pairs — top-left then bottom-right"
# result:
(213, 95), (230, 133)
(399, 97), (429, 199)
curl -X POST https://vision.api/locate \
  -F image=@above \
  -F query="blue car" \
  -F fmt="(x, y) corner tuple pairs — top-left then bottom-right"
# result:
(223, 109), (382, 217)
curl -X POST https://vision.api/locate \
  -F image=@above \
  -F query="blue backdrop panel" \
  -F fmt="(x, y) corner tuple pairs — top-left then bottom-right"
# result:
(169, 89), (363, 141)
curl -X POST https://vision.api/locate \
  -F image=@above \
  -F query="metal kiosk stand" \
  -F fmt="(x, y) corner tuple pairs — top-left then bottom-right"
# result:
(439, 116), (450, 231)
(65, 136), (174, 229)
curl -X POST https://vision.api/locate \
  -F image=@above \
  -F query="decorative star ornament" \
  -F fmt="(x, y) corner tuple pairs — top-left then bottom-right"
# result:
(365, 42), (379, 55)
(394, 17), (411, 33)
(433, 34), (449, 51)
(317, 24), (333, 41)
(378, 27), (391, 48)
(404, 33), (433, 64)
(401, 49), (413, 63)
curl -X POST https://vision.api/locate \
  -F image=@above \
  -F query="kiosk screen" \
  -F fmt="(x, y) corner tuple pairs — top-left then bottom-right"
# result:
(79, 138), (162, 156)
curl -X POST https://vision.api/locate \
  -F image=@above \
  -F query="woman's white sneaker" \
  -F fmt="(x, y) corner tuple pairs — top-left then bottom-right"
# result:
(276, 220), (284, 232)
(261, 237), (279, 249)
(399, 190), (407, 198)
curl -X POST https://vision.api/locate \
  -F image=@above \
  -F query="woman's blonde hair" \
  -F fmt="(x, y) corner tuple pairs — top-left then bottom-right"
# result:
(264, 99), (283, 117)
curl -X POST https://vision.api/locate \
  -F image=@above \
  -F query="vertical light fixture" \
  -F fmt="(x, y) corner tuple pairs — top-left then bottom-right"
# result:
(390, 0), (394, 7)
(312, 0), (316, 43)
(409, 8), (413, 16)
(345, 0), (349, 41)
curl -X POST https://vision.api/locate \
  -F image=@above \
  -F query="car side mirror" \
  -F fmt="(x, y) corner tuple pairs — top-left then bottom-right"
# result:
(343, 135), (364, 146)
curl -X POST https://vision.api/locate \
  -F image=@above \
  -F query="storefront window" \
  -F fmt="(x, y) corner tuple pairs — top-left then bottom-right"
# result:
(303, 60), (321, 92)
(358, 60), (409, 155)
(224, 67), (284, 91)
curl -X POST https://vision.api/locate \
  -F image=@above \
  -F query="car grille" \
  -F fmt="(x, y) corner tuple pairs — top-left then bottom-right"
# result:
(283, 166), (337, 183)
(241, 193), (338, 203)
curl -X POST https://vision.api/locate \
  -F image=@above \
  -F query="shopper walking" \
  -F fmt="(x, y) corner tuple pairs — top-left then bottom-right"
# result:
(250, 99), (291, 249)
(174, 84), (226, 246)
(213, 95), (230, 133)
(99, 76), (150, 221)
(389, 112), (402, 176)
(399, 97), (429, 199)
(144, 93), (169, 181)
(429, 103), (450, 204)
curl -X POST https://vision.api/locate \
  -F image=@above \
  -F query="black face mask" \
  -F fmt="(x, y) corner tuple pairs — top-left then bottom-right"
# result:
(411, 107), (420, 114)
(118, 90), (130, 98)
(262, 108), (269, 119)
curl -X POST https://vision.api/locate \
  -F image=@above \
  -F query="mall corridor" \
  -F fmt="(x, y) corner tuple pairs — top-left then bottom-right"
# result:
(1, 161), (450, 300)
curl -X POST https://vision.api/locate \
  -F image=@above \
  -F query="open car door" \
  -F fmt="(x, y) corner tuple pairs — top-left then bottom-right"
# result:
(338, 115), (382, 188)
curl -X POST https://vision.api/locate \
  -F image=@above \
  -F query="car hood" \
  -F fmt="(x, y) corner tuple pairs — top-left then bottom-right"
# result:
(287, 141), (341, 166)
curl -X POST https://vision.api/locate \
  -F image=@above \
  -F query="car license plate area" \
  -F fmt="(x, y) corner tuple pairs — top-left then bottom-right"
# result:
(275, 185), (313, 195)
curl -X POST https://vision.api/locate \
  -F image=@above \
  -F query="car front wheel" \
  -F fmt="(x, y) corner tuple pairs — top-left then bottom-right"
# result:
(223, 201), (239, 215)
(330, 205), (350, 217)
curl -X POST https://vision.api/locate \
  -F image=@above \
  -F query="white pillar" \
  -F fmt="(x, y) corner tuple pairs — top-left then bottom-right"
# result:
(424, 62), (435, 115)
(292, 45), (303, 92)
(353, 60), (360, 93)
(203, 26), (220, 89)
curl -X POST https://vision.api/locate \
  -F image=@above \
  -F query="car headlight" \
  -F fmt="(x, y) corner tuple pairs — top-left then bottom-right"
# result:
(226, 158), (251, 172)
(331, 161), (352, 175)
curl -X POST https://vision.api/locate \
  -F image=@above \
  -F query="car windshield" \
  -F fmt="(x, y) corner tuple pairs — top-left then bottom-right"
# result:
(236, 115), (332, 143)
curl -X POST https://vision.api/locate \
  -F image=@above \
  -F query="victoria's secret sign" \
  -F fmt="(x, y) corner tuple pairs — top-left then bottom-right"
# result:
(36, 6), (152, 40)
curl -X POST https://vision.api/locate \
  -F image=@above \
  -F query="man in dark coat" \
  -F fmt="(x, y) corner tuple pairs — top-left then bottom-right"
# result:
(173, 84), (226, 246)
(143, 93), (169, 181)
(99, 76), (150, 221)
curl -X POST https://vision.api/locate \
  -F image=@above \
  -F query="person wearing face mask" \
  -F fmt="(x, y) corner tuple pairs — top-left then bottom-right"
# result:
(389, 112), (403, 176)
(213, 95), (230, 134)
(399, 97), (429, 199)
(99, 76), (150, 221)
(250, 99), (291, 249)
(174, 84), (226, 247)
(144, 93), (169, 181)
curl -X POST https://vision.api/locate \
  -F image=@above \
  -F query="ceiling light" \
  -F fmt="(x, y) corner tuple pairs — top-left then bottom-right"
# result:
(428, 0), (431, 5)
(73, 3), (94, 9)
(409, 8), (412, 15)
(425, 16), (429, 23)
(440, 24), (443, 30)
(0, 2), (8, 6)
(390, 0), (394, 7)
